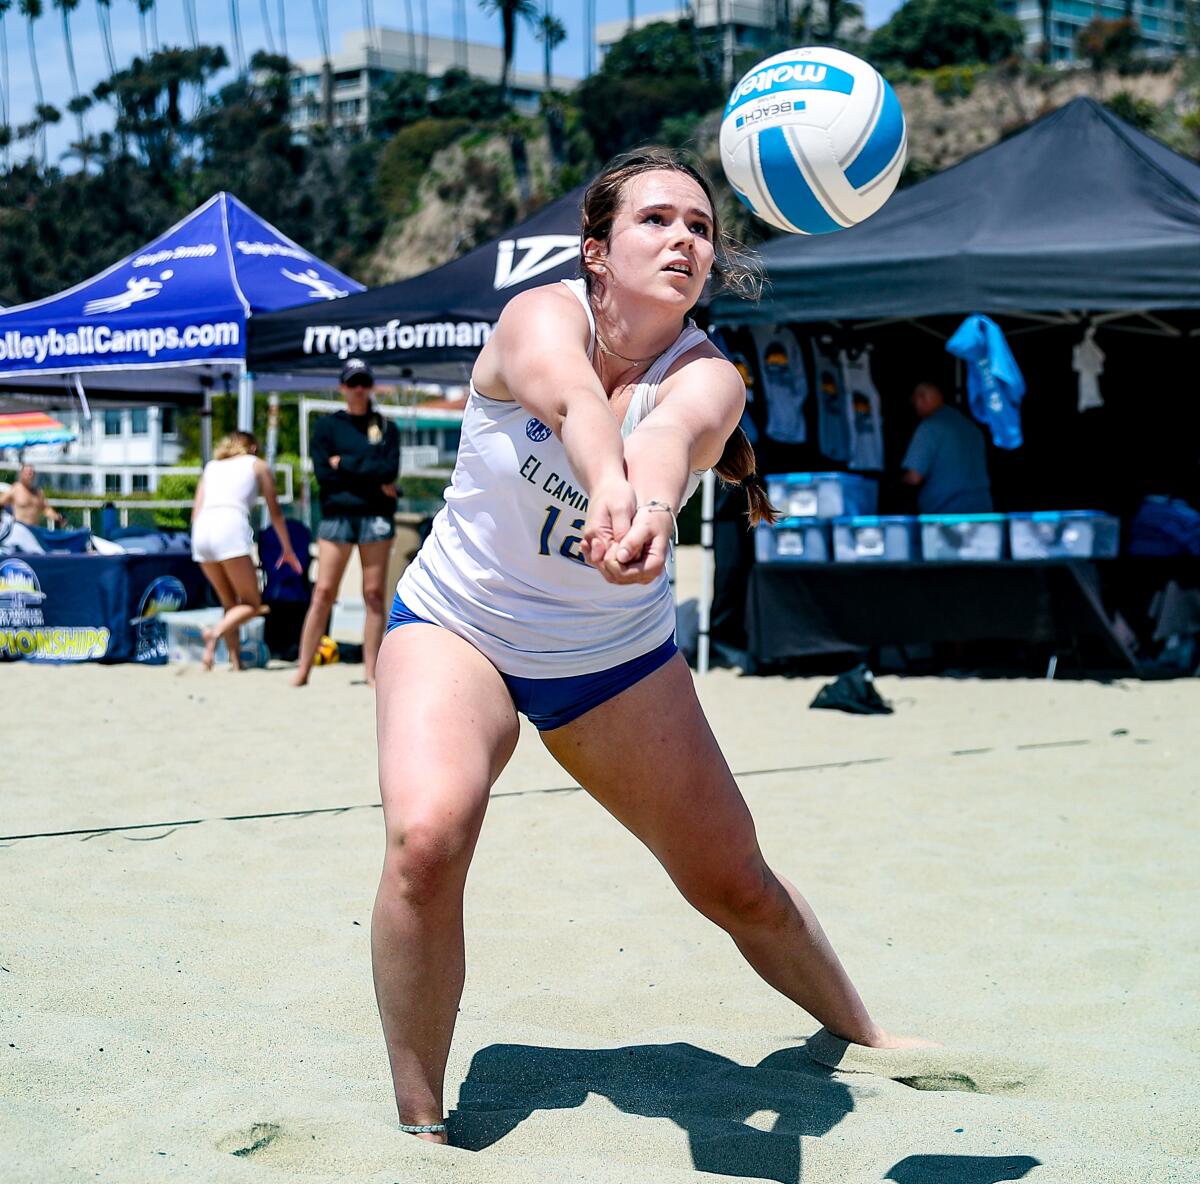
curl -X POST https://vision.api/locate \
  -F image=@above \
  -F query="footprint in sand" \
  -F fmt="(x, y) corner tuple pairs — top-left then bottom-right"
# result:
(217, 1123), (283, 1158)
(803, 1029), (1039, 1095)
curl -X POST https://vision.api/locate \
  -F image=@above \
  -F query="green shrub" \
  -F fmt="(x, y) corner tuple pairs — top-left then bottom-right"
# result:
(1105, 90), (1159, 132)
(377, 118), (472, 221)
(152, 471), (200, 529)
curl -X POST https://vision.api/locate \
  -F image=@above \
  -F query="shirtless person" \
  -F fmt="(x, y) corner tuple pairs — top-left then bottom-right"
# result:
(0, 465), (65, 527)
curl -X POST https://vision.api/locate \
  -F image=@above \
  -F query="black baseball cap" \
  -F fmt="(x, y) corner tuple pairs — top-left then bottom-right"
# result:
(340, 358), (375, 386)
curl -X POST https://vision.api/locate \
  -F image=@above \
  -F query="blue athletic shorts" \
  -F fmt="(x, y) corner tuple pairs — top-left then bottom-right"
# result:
(386, 592), (677, 731)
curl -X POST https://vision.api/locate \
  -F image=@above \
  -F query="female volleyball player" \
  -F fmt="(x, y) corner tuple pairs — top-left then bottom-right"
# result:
(371, 148), (929, 1142)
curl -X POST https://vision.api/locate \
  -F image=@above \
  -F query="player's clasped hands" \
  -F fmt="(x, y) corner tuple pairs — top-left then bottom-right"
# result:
(582, 478), (671, 586)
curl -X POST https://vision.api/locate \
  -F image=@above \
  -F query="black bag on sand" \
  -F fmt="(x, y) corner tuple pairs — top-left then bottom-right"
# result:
(810, 664), (893, 715)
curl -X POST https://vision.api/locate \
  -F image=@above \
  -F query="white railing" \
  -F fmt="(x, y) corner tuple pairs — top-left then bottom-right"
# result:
(400, 445), (440, 473)
(1, 464), (294, 531)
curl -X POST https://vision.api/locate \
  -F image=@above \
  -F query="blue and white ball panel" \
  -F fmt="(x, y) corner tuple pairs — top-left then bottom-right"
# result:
(719, 46), (906, 235)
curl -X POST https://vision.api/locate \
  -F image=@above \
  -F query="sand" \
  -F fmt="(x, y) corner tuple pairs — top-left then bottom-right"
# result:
(2, 640), (1198, 1183)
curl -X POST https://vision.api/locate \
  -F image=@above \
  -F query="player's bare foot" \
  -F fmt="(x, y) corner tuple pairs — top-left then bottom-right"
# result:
(200, 627), (217, 671)
(860, 1031), (941, 1050)
(290, 669), (309, 687)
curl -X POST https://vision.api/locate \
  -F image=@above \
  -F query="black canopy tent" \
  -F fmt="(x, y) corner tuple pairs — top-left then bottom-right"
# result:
(705, 97), (1200, 671)
(247, 187), (587, 381)
(709, 97), (1200, 330)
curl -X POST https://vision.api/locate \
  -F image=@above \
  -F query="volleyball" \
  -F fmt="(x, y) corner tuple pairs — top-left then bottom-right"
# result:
(719, 46), (907, 235)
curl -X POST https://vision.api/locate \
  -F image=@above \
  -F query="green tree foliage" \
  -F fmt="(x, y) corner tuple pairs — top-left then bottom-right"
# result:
(376, 116), (472, 220)
(1105, 89), (1158, 130)
(869, 0), (1023, 69)
(429, 67), (507, 121)
(1077, 18), (1139, 74)
(368, 70), (431, 137)
(575, 19), (723, 161)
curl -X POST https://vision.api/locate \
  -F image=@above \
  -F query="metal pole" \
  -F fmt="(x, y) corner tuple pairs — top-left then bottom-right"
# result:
(263, 391), (281, 529)
(237, 365), (255, 432)
(299, 396), (312, 525)
(201, 388), (213, 462)
(697, 468), (716, 674)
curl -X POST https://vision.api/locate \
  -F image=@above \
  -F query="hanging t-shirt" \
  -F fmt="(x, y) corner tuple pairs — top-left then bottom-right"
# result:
(813, 339), (851, 463)
(840, 347), (884, 471)
(945, 314), (1025, 450)
(1073, 327), (1105, 413)
(710, 326), (759, 444)
(750, 324), (808, 445)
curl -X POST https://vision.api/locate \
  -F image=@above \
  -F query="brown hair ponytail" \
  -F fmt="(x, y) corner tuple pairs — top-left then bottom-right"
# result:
(714, 425), (778, 526)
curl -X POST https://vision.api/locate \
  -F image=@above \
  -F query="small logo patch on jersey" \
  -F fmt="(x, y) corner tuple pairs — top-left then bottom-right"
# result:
(525, 418), (552, 442)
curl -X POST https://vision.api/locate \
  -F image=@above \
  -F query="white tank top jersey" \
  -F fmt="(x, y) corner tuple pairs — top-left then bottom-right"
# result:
(398, 278), (710, 678)
(200, 453), (259, 515)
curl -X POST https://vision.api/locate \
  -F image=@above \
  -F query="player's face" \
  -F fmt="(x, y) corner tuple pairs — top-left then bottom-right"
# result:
(340, 379), (373, 411)
(594, 169), (715, 306)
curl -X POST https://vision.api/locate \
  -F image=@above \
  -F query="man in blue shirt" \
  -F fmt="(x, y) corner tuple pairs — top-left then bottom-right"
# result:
(901, 383), (993, 514)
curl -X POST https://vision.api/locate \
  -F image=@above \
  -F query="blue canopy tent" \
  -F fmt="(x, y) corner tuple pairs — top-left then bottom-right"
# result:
(0, 193), (363, 446)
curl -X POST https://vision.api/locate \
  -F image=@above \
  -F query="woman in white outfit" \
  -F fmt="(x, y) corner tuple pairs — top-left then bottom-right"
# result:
(372, 149), (932, 1143)
(191, 431), (302, 670)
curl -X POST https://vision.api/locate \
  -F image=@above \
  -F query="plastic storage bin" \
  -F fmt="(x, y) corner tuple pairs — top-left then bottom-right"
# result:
(1008, 511), (1120, 560)
(165, 608), (268, 667)
(765, 472), (879, 520)
(919, 513), (1006, 561)
(833, 515), (919, 562)
(755, 518), (832, 564)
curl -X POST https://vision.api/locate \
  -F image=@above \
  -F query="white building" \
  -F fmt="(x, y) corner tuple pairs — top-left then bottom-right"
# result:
(289, 26), (576, 137)
(14, 404), (184, 496)
(597, 1), (790, 71)
(998, 0), (1190, 64)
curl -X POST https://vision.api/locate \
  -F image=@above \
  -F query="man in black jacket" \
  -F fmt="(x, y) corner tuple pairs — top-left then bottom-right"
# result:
(293, 358), (401, 687)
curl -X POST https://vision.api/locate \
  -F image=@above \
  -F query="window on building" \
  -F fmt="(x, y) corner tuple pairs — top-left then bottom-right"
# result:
(335, 98), (362, 119)
(104, 473), (121, 494)
(130, 407), (149, 435)
(160, 406), (177, 437)
(103, 409), (123, 435)
(132, 473), (150, 492)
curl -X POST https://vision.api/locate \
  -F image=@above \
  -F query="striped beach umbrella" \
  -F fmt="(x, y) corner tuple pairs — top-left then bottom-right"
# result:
(0, 410), (77, 449)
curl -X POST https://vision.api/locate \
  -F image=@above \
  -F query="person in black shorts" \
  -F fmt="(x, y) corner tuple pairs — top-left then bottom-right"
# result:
(293, 358), (400, 687)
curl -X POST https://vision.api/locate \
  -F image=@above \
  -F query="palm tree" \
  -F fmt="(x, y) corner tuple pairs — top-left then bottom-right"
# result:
(311, 0), (332, 125)
(258, 0), (274, 54)
(400, 0), (415, 68)
(453, 0), (466, 67)
(182, 0), (197, 48)
(583, 0), (594, 76)
(479, 0), (538, 100)
(131, 0), (152, 56)
(228, 0), (244, 73)
(1038, 0), (1052, 63)
(534, 6), (564, 92)
(17, 0), (45, 162)
(360, 0), (377, 54)
(0, 0), (11, 133)
(93, 0), (115, 74)
(0, 0), (11, 164)
(53, 0), (87, 147)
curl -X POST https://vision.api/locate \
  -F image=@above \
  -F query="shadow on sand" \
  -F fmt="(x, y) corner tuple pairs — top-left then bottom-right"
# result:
(453, 1043), (1042, 1183)
(453, 1041), (849, 1183)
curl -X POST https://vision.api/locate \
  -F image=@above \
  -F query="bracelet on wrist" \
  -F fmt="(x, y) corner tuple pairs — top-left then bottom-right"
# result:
(638, 499), (678, 544)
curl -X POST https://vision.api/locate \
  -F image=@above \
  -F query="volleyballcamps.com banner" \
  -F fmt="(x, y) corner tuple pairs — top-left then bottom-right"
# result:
(0, 318), (241, 373)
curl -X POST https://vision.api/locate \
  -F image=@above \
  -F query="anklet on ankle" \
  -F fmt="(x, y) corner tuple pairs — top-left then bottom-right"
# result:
(400, 1122), (447, 1134)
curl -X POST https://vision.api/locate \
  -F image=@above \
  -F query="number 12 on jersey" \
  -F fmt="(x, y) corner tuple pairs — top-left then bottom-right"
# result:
(538, 505), (587, 564)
